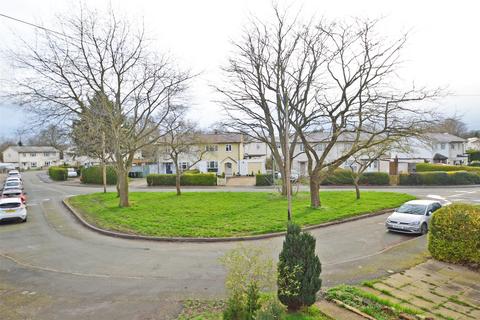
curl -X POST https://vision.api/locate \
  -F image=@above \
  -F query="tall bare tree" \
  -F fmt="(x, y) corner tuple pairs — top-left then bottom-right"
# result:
(159, 109), (207, 195)
(28, 124), (69, 159)
(9, 8), (192, 206)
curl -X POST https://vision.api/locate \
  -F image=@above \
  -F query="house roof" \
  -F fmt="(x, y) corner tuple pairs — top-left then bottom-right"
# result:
(196, 133), (243, 144)
(7, 146), (59, 153)
(425, 133), (466, 143)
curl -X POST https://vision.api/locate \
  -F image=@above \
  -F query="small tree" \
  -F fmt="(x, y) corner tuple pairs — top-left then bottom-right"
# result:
(277, 223), (321, 311)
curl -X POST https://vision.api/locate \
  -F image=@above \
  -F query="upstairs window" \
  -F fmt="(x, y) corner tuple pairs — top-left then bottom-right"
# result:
(225, 144), (232, 152)
(205, 145), (218, 152)
(30, 153), (37, 157)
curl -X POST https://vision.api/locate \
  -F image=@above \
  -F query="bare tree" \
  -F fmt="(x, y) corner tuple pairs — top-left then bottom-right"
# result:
(159, 110), (207, 195)
(28, 124), (69, 159)
(430, 115), (468, 137)
(347, 139), (407, 200)
(9, 8), (192, 206)
(216, 7), (326, 220)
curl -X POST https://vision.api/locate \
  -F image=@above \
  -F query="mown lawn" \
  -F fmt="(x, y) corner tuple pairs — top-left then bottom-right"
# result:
(68, 191), (415, 238)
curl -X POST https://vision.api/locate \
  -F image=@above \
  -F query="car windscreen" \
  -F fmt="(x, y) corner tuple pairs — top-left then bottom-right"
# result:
(396, 204), (426, 215)
(0, 202), (21, 209)
(3, 193), (21, 197)
(5, 182), (20, 187)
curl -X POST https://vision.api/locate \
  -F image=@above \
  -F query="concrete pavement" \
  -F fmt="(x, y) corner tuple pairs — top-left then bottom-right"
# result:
(0, 172), (478, 319)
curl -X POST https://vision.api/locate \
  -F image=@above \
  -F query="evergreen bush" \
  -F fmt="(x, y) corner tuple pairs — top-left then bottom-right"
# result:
(277, 223), (322, 311)
(48, 166), (68, 181)
(81, 166), (117, 185)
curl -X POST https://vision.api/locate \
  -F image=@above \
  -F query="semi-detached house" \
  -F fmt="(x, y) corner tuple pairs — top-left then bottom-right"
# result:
(2, 146), (60, 170)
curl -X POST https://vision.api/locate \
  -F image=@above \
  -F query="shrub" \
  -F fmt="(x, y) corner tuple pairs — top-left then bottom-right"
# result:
(81, 166), (117, 185)
(146, 173), (216, 186)
(469, 160), (480, 167)
(255, 296), (285, 320)
(415, 163), (480, 172)
(48, 166), (68, 181)
(358, 172), (389, 185)
(321, 169), (353, 185)
(277, 223), (322, 311)
(467, 150), (480, 162)
(428, 204), (480, 265)
(399, 171), (480, 185)
(223, 291), (246, 320)
(245, 282), (261, 320)
(322, 169), (389, 186)
(256, 174), (273, 186)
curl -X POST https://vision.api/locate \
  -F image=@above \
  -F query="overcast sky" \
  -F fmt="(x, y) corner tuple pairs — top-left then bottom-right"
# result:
(0, 0), (479, 139)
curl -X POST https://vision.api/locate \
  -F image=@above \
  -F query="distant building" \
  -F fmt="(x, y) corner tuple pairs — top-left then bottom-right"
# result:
(466, 137), (480, 151)
(2, 146), (60, 170)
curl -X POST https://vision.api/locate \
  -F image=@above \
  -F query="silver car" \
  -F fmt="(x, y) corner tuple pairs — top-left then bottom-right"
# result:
(385, 200), (442, 235)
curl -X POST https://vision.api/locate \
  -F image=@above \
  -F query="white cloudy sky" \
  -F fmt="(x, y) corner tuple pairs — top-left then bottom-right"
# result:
(0, 0), (479, 139)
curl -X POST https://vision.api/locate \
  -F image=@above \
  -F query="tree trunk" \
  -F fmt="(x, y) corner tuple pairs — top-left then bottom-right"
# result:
(117, 169), (129, 207)
(102, 162), (107, 193)
(354, 178), (361, 200)
(309, 178), (321, 208)
(175, 172), (181, 196)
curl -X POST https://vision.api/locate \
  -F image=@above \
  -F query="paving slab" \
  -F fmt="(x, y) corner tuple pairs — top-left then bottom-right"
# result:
(315, 300), (365, 320)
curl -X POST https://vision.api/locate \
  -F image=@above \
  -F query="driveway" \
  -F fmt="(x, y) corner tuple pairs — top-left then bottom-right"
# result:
(0, 172), (477, 319)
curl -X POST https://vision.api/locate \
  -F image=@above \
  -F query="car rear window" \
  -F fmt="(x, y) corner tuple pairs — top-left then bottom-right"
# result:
(3, 193), (21, 197)
(0, 202), (21, 209)
(5, 182), (20, 186)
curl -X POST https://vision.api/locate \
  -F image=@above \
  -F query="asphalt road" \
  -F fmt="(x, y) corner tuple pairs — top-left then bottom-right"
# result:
(0, 172), (478, 319)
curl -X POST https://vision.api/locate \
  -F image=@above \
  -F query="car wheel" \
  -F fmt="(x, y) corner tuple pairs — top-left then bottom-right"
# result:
(420, 223), (428, 235)
(22, 217), (27, 223)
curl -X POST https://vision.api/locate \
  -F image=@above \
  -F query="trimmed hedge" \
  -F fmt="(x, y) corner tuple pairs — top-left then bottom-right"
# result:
(81, 166), (117, 185)
(399, 171), (480, 185)
(415, 163), (480, 173)
(469, 161), (480, 167)
(429, 204), (480, 265)
(146, 173), (216, 186)
(321, 169), (389, 186)
(48, 166), (68, 181)
(256, 174), (274, 186)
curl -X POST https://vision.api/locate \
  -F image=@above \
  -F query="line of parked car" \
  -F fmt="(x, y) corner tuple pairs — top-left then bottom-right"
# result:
(0, 170), (28, 223)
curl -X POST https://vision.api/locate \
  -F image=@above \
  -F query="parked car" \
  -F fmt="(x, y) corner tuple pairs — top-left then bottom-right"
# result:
(67, 168), (78, 177)
(5, 177), (22, 185)
(7, 170), (21, 178)
(3, 181), (23, 190)
(385, 200), (442, 235)
(276, 170), (300, 182)
(0, 198), (27, 223)
(1, 189), (27, 204)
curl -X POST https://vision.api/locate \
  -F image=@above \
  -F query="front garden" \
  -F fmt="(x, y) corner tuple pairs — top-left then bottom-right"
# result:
(67, 191), (414, 238)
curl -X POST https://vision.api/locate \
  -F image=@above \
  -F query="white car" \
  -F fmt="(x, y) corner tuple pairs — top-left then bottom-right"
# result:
(7, 170), (21, 178)
(0, 198), (27, 223)
(5, 177), (22, 185)
(67, 168), (78, 177)
(3, 180), (23, 190)
(385, 200), (442, 235)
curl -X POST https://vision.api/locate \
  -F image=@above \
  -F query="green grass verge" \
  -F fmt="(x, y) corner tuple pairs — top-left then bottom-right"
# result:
(68, 191), (415, 238)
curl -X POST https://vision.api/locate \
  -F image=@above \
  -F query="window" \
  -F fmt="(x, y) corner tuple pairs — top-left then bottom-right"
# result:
(45, 161), (51, 166)
(30, 153), (37, 157)
(225, 144), (232, 152)
(205, 145), (218, 152)
(440, 143), (446, 150)
(31, 162), (37, 168)
(207, 161), (218, 172)
(299, 144), (304, 152)
(44, 152), (50, 156)
(450, 143), (455, 150)
(180, 162), (189, 171)
(315, 144), (324, 151)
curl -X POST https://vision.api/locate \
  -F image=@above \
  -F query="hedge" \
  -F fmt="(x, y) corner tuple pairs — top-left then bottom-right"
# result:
(146, 173), (216, 186)
(399, 171), (480, 185)
(469, 161), (480, 167)
(321, 169), (389, 186)
(467, 150), (480, 162)
(48, 166), (68, 181)
(255, 174), (274, 186)
(428, 204), (480, 265)
(415, 163), (480, 173)
(81, 166), (117, 185)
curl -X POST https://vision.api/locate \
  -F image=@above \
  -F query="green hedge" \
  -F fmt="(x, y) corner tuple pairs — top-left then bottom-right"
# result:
(415, 163), (480, 172)
(469, 161), (480, 167)
(321, 169), (389, 186)
(146, 173), (216, 186)
(467, 150), (480, 162)
(81, 166), (117, 185)
(399, 171), (480, 185)
(255, 174), (274, 186)
(429, 204), (480, 265)
(48, 166), (68, 181)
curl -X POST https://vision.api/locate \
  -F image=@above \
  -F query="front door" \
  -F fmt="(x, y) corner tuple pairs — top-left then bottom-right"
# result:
(165, 163), (172, 174)
(225, 162), (233, 176)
